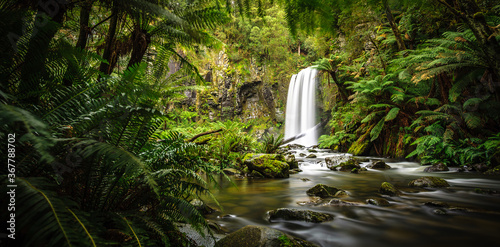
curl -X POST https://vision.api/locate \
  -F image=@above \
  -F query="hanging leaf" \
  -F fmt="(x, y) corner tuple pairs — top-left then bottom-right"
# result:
(370, 118), (385, 142)
(385, 107), (400, 122)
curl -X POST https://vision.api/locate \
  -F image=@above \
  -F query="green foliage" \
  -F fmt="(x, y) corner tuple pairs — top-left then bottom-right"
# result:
(259, 133), (284, 153)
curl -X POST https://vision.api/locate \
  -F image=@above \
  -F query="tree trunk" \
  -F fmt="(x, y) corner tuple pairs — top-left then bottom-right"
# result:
(383, 0), (406, 51)
(75, 1), (92, 50)
(99, 7), (119, 75)
(19, 2), (68, 104)
(126, 26), (151, 70)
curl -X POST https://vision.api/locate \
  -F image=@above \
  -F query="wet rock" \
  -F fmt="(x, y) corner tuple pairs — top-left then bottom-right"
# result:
(379, 182), (400, 196)
(216, 225), (318, 247)
(190, 199), (215, 215)
(299, 178), (311, 182)
(223, 168), (240, 175)
(334, 190), (349, 197)
(351, 168), (359, 174)
(424, 201), (449, 208)
(408, 177), (449, 188)
(433, 209), (447, 215)
(299, 153), (306, 157)
(324, 155), (351, 168)
(360, 167), (368, 172)
(424, 163), (449, 172)
(297, 196), (324, 206)
(366, 160), (391, 169)
(306, 154), (317, 158)
(308, 149), (318, 153)
(366, 198), (390, 206)
(285, 154), (299, 169)
(330, 159), (361, 171)
(306, 184), (344, 198)
(267, 208), (335, 223)
(243, 153), (289, 178)
(474, 188), (500, 194)
(289, 168), (302, 174)
(250, 170), (265, 178)
(327, 199), (358, 206)
(472, 163), (489, 173)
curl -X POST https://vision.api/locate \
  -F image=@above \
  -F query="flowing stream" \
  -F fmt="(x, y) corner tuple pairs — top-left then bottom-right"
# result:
(206, 149), (500, 247)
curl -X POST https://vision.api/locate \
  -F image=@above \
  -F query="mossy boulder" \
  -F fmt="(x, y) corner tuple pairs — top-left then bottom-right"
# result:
(330, 159), (361, 171)
(243, 153), (289, 178)
(408, 177), (450, 188)
(367, 160), (391, 169)
(347, 140), (370, 155)
(267, 208), (334, 223)
(379, 182), (400, 196)
(306, 154), (317, 158)
(216, 225), (318, 247)
(306, 184), (344, 198)
(424, 163), (449, 172)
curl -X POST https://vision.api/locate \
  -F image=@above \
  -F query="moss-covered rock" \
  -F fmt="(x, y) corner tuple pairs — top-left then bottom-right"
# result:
(366, 160), (391, 169)
(408, 177), (450, 188)
(423, 163), (449, 172)
(267, 208), (334, 223)
(306, 184), (344, 198)
(223, 168), (241, 175)
(379, 182), (400, 196)
(243, 153), (289, 178)
(330, 159), (361, 171)
(216, 225), (318, 247)
(306, 154), (317, 158)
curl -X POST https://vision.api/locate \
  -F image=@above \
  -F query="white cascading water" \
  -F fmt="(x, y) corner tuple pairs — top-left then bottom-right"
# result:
(284, 67), (319, 147)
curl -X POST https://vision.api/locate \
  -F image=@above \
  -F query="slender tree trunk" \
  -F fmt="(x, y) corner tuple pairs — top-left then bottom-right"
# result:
(382, 0), (406, 51)
(19, 2), (68, 104)
(75, 1), (92, 50)
(99, 7), (119, 75)
(126, 26), (151, 70)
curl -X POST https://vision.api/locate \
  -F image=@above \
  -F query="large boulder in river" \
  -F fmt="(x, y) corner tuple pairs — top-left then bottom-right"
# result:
(366, 160), (391, 169)
(424, 163), (449, 172)
(408, 177), (450, 188)
(216, 225), (318, 247)
(379, 182), (400, 196)
(324, 155), (351, 168)
(329, 158), (361, 171)
(267, 208), (334, 223)
(243, 153), (289, 178)
(306, 184), (345, 198)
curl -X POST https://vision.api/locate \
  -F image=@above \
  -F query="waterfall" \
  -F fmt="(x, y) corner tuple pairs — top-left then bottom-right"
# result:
(284, 67), (319, 147)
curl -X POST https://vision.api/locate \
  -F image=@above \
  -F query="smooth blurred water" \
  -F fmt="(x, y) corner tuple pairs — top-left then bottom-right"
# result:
(205, 149), (500, 247)
(284, 68), (319, 147)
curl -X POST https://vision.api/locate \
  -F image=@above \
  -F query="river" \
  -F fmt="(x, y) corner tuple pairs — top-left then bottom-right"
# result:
(205, 148), (500, 246)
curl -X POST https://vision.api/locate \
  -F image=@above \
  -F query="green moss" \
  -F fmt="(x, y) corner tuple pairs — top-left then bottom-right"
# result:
(408, 177), (449, 188)
(332, 159), (361, 171)
(380, 182), (399, 196)
(348, 140), (369, 155)
(306, 184), (342, 198)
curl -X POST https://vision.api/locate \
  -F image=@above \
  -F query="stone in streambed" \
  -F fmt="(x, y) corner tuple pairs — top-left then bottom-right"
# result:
(306, 184), (345, 198)
(216, 225), (319, 247)
(423, 163), (449, 172)
(330, 159), (361, 171)
(379, 182), (400, 196)
(408, 177), (449, 188)
(243, 153), (289, 178)
(284, 154), (299, 169)
(306, 154), (317, 158)
(267, 208), (334, 223)
(366, 160), (391, 169)
(366, 198), (390, 206)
